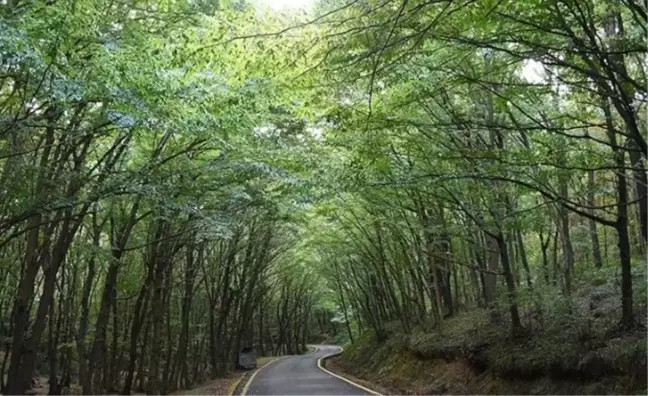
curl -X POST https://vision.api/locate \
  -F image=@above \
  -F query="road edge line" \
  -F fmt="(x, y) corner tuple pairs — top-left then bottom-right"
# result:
(239, 355), (287, 396)
(227, 373), (246, 396)
(304, 344), (318, 355)
(316, 347), (382, 396)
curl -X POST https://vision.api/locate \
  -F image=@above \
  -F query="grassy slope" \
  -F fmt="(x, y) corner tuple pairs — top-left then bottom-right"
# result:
(334, 269), (647, 395)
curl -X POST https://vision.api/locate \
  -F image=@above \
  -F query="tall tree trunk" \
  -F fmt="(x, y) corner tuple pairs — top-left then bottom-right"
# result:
(613, 148), (634, 328)
(587, 170), (604, 268)
(172, 243), (198, 390)
(137, 315), (152, 392)
(86, 262), (120, 394)
(483, 233), (499, 307)
(146, 258), (167, 395)
(551, 228), (559, 285)
(77, 215), (101, 392)
(334, 262), (354, 343)
(12, 222), (75, 395)
(496, 234), (521, 333)
(516, 230), (532, 288)
(557, 200), (575, 293)
(6, 110), (56, 395)
(604, 8), (647, 242)
(601, 92), (634, 328)
(122, 268), (154, 395)
(6, 220), (45, 394)
(108, 295), (120, 391)
(47, 293), (60, 395)
(539, 231), (550, 284)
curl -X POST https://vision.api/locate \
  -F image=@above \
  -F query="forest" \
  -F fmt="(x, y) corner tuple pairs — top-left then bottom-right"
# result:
(0, 0), (646, 395)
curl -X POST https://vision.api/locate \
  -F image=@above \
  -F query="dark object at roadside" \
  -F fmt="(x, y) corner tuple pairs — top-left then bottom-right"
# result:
(578, 351), (614, 380)
(24, 378), (41, 395)
(239, 347), (257, 369)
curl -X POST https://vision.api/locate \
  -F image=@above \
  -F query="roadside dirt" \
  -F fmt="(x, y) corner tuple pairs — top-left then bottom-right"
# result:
(324, 357), (392, 395)
(13, 356), (282, 396)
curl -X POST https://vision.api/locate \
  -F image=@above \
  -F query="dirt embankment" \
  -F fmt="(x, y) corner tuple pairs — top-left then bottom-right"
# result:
(327, 311), (647, 395)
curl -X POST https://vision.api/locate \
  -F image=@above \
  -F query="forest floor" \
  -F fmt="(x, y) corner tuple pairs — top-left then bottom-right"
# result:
(328, 272), (648, 395)
(19, 355), (283, 395)
(173, 356), (280, 396)
(329, 322), (646, 395)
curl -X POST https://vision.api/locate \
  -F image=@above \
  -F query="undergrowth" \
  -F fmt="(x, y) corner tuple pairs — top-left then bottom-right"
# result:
(336, 264), (647, 395)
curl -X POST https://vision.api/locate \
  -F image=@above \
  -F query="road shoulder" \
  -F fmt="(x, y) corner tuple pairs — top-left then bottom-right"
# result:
(322, 356), (390, 396)
(236, 355), (288, 396)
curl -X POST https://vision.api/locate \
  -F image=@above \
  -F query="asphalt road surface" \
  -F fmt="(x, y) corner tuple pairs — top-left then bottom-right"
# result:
(242, 345), (374, 395)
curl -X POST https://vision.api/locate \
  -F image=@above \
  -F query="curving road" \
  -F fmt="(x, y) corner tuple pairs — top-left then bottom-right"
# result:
(241, 345), (375, 395)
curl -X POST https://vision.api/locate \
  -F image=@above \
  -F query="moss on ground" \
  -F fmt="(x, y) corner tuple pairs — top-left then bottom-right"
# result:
(334, 272), (647, 395)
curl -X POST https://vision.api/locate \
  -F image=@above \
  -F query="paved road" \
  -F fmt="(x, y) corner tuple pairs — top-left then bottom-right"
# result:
(242, 344), (373, 395)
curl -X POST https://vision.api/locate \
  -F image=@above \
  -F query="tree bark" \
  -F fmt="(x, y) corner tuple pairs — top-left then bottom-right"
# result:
(587, 170), (604, 268)
(496, 234), (522, 333)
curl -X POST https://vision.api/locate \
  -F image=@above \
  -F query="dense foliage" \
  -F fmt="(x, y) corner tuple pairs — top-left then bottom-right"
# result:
(0, 0), (645, 395)
(311, 0), (647, 335)
(0, 1), (319, 394)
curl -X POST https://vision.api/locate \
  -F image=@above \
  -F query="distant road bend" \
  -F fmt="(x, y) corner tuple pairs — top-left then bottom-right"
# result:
(241, 344), (379, 395)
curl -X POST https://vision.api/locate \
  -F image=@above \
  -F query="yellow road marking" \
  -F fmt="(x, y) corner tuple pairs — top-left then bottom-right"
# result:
(227, 373), (246, 396)
(316, 346), (382, 396)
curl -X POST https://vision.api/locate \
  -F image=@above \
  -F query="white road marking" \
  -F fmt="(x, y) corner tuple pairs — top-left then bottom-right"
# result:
(316, 346), (382, 396)
(240, 356), (288, 396)
(240, 345), (381, 396)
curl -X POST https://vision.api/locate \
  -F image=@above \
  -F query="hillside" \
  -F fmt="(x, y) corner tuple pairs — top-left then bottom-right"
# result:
(329, 268), (647, 395)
